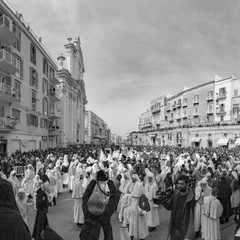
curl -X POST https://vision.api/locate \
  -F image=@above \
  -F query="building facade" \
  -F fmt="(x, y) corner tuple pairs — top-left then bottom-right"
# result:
(111, 133), (122, 145)
(0, 1), (87, 155)
(55, 37), (87, 147)
(84, 110), (111, 145)
(133, 75), (240, 148)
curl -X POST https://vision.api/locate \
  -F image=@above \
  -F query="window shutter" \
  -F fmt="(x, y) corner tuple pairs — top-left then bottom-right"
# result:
(26, 114), (30, 126)
(5, 76), (11, 86)
(20, 58), (23, 80)
(36, 71), (38, 89)
(29, 67), (32, 86)
(46, 119), (49, 130)
(42, 98), (44, 114)
(40, 118), (43, 128)
(42, 78), (44, 95)
(47, 81), (50, 97)
(35, 116), (38, 127)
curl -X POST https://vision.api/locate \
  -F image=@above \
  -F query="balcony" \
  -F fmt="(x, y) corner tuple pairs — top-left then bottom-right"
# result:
(172, 104), (177, 110)
(206, 95), (214, 101)
(182, 114), (188, 119)
(206, 109), (214, 115)
(49, 111), (60, 120)
(217, 92), (227, 100)
(49, 89), (60, 102)
(177, 102), (182, 108)
(49, 76), (60, 85)
(0, 15), (20, 45)
(182, 101), (187, 107)
(0, 117), (19, 132)
(0, 49), (19, 74)
(216, 109), (226, 115)
(176, 115), (181, 121)
(48, 129), (60, 136)
(151, 107), (161, 114)
(193, 112), (199, 117)
(166, 106), (171, 112)
(169, 117), (174, 123)
(193, 99), (199, 104)
(0, 83), (19, 103)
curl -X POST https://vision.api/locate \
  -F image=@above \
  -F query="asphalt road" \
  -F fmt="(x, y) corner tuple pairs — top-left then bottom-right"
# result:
(26, 190), (236, 240)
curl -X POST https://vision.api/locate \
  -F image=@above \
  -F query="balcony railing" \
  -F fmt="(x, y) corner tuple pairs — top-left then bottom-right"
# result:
(206, 109), (214, 115)
(151, 107), (161, 113)
(218, 92), (227, 99)
(0, 15), (20, 44)
(193, 99), (199, 104)
(172, 104), (177, 110)
(193, 112), (199, 116)
(0, 49), (19, 74)
(0, 83), (19, 103)
(166, 106), (171, 111)
(0, 117), (19, 131)
(177, 102), (182, 108)
(49, 111), (60, 119)
(206, 95), (214, 101)
(176, 115), (181, 120)
(49, 89), (60, 102)
(182, 101), (187, 107)
(0, 83), (11, 94)
(216, 109), (226, 115)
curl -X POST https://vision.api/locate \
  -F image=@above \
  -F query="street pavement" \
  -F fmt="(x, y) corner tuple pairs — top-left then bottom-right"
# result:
(26, 189), (236, 240)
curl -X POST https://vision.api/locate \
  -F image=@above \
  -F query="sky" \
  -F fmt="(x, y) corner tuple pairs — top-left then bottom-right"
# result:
(6, 0), (240, 138)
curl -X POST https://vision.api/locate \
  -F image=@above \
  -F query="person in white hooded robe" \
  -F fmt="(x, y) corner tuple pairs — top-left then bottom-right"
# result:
(68, 158), (77, 193)
(144, 168), (160, 231)
(117, 170), (132, 212)
(129, 174), (148, 240)
(8, 170), (20, 195)
(72, 171), (84, 225)
(202, 188), (223, 240)
(194, 177), (212, 235)
(16, 188), (29, 225)
(118, 194), (133, 240)
(24, 164), (35, 199)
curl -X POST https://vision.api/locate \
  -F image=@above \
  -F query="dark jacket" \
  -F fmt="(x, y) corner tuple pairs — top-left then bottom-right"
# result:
(162, 188), (195, 240)
(0, 177), (31, 240)
(0, 177), (19, 212)
(80, 179), (118, 240)
(32, 187), (49, 240)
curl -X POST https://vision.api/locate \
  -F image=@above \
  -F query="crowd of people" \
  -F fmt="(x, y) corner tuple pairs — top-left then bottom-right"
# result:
(1, 144), (240, 240)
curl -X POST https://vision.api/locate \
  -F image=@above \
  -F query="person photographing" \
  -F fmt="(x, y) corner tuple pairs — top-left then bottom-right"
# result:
(80, 170), (118, 240)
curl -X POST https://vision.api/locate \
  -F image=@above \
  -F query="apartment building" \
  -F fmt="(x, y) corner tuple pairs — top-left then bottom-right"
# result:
(84, 110), (111, 145)
(0, 1), (87, 155)
(111, 133), (122, 145)
(135, 75), (240, 148)
(138, 109), (153, 131)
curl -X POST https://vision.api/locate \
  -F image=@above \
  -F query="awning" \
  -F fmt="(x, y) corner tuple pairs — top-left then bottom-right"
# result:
(217, 138), (229, 146)
(191, 137), (201, 143)
(235, 138), (240, 146)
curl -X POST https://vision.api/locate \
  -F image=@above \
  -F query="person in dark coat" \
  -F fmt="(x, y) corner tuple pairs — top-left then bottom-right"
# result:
(32, 182), (49, 240)
(0, 175), (31, 240)
(38, 168), (50, 183)
(161, 175), (195, 240)
(217, 170), (232, 224)
(80, 178), (118, 240)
